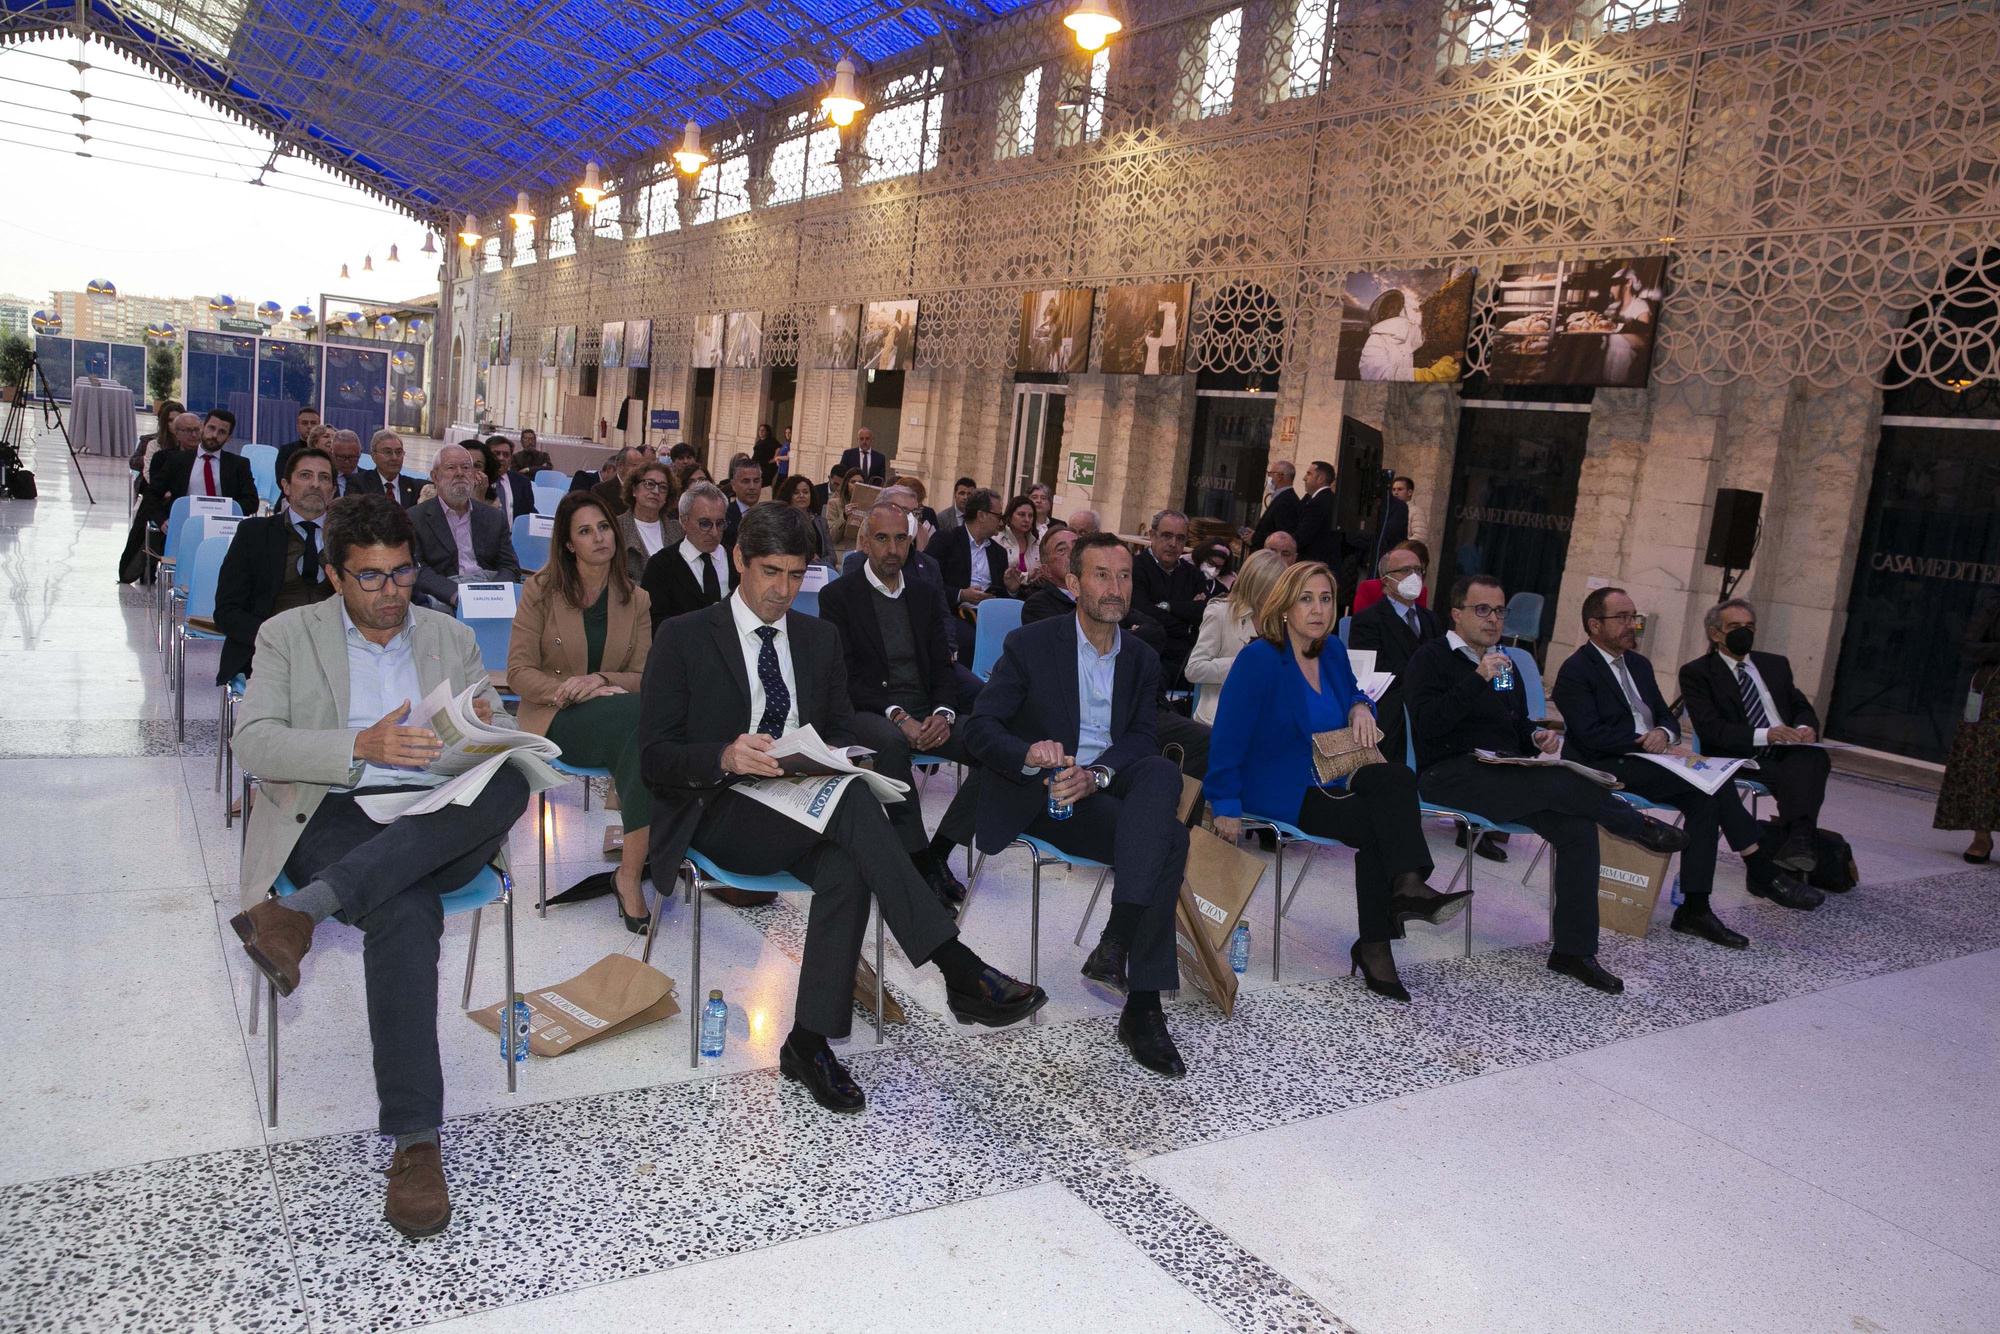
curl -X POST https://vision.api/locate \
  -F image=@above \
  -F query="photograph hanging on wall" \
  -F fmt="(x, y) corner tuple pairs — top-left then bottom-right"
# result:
(1099, 281), (1191, 375)
(484, 314), (501, 367)
(557, 325), (578, 369)
(1489, 256), (1668, 388)
(626, 317), (653, 369)
(859, 299), (919, 371)
(814, 304), (862, 369)
(1334, 267), (1476, 383)
(538, 328), (557, 368)
(724, 310), (763, 368)
(499, 312), (514, 366)
(1016, 289), (1095, 373)
(600, 321), (625, 371)
(690, 313), (724, 367)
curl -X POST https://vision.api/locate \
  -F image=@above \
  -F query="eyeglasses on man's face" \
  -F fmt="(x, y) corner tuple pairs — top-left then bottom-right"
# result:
(686, 516), (723, 531)
(1459, 603), (1506, 620)
(339, 564), (420, 590)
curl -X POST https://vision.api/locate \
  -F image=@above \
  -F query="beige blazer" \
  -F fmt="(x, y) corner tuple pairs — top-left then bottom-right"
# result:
(505, 572), (651, 736)
(233, 597), (512, 909)
(1184, 597), (1258, 726)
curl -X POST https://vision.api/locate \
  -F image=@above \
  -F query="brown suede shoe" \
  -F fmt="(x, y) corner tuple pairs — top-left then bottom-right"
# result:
(383, 1141), (452, 1239)
(229, 899), (315, 997)
(706, 885), (778, 908)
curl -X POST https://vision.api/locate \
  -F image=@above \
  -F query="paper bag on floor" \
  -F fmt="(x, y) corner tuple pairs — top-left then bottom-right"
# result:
(1176, 896), (1239, 1017)
(1173, 825), (1266, 1017)
(471, 953), (680, 1057)
(1596, 832), (1673, 938)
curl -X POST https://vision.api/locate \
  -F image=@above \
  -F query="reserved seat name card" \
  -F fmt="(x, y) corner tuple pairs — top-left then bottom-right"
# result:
(459, 583), (519, 618)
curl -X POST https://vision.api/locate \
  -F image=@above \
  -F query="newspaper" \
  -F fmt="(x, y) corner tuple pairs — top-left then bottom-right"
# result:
(355, 680), (568, 822)
(733, 725), (907, 833)
(1629, 752), (1758, 797)
(1473, 748), (1622, 789)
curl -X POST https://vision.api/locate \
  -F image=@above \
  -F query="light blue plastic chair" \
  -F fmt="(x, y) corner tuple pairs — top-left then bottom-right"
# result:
(534, 469), (565, 486)
(1405, 708), (1534, 956)
(510, 514), (550, 572)
(174, 534), (233, 741)
(456, 598), (519, 702)
(242, 444), (279, 509)
(969, 598), (1024, 681)
(1338, 614), (1352, 645)
(647, 851), (885, 1068)
(1502, 646), (1545, 717)
(245, 865), (516, 1126)
(357, 453), (377, 471)
(792, 589), (819, 618)
(960, 833), (1111, 997)
(533, 485), (566, 517)
(1501, 592), (1545, 649)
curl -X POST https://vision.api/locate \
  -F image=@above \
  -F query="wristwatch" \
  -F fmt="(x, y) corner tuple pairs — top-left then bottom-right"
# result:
(1088, 765), (1113, 792)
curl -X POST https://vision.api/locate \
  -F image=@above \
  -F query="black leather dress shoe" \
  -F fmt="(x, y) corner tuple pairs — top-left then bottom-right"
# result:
(1748, 871), (1823, 910)
(779, 1038), (865, 1113)
(946, 966), (1048, 1027)
(919, 851), (967, 906)
(1772, 830), (1817, 876)
(1456, 829), (1508, 862)
(1670, 905), (1749, 949)
(1390, 886), (1474, 927)
(1080, 935), (1129, 994)
(1547, 950), (1624, 994)
(1117, 1007), (1187, 1078)
(1630, 817), (1690, 856)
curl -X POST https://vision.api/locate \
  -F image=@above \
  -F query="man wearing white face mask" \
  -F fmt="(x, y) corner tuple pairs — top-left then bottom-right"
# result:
(1350, 541), (1443, 768)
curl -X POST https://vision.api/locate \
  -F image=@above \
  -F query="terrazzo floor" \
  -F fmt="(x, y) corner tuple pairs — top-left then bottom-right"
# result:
(1, 443), (1995, 1333)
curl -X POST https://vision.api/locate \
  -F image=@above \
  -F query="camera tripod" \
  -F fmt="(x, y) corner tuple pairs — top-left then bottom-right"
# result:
(0, 355), (97, 505)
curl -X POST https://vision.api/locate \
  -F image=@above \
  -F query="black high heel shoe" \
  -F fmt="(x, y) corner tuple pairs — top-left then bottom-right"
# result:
(611, 877), (651, 935)
(1349, 941), (1410, 1003)
(1388, 871), (1473, 927)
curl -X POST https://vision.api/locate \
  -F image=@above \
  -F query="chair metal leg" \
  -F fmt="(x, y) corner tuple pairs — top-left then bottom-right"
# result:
(265, 976), (278, 1128)
(223, 704), (236, 826)
(583, 781), (592, 813)
(1460, 829), (1477, 959)
(214, 687), (227, 793)
(1524, 839), (1550, 887)
(247, 965), (261, 1034)
(461, 907), (483, 1010)
(1072, 865), (1111, 946)
(1028, 860), (1041, 991)
(502, 883), (517, 1094)
(688, 872), (704, 1068)
(873, 910), (884, 1046)
(537, 792), (549, 918)
(240, 776), (253, 858)
(642, 867), (670, 966)
(174, 627), (187, 742)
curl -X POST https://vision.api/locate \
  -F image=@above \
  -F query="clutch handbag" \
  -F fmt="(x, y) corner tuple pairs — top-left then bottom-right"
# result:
(1310, 726), (1385, 785)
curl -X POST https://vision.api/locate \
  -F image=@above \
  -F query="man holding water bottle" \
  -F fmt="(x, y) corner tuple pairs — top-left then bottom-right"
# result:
(965, 533), (1193, 1078)
(1405, 575), (1690, 995)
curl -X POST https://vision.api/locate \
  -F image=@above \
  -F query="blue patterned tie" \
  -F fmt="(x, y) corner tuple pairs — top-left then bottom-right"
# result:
(1737, 663), (1770, 731)
(754, 625), (790, 737)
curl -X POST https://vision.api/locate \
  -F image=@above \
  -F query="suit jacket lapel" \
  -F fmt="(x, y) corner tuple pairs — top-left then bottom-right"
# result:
(412, 611), (452, 696)
(1110, 630), (1139, 740)
(709, 604), (751, 715)
(1055, 616), (1081, 749)
(788, 612), (817, 726)
(305, 597), (351, 718)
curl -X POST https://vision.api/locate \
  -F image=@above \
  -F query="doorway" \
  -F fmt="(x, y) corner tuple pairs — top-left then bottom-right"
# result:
(686, 367), (715, 463)
(1008, 382), (1068, 499)
(768, 366), (797, 444)
(1183, 387), (1274, 531)
(861, 369), (905, 461)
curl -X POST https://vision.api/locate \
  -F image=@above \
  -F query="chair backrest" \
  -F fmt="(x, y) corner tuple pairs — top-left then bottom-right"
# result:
(1503, 645), (1545, 717)
(1404, 706), (1418, 768)
(456, 600), (515, 674)
(357, 453), (377, 471)
(533, 485), (566, 517)
(1502, 591), (1545, 642)
(242, 444), (279, 508)
(1338, 614), (1352, 645)
(509, 514), (551, 570)
(185, 535), (232, 619)
(792, 589), (819, 618)
(171, 504), (238, 588)
(971, 598), (1025, 679)
(534, 469), (564, 486)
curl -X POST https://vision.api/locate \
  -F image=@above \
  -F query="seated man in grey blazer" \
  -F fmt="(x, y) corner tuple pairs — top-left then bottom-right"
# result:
(409, 442), (521, 606)
(227, 494), (529, 1240)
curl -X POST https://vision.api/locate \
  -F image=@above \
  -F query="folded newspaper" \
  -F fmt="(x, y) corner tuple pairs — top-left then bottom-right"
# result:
(1629, 751), (1758, 796)
(735, 724), (907, 834)
(355, 681), (569, 823)
(1472, 748), (1622, 789)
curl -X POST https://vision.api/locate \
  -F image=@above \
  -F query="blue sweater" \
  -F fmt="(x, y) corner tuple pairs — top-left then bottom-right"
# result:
(1205, 637), (1371, 821)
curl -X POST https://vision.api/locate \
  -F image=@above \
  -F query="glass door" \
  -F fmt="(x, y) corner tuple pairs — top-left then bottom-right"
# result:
(1183, 391), (1274, 532)
(1007, 383), (1067, 499)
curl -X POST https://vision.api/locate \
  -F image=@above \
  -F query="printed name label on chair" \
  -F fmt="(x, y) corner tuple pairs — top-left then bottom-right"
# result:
(800, 565), (830, 593)
(203, 515), (244, 542)
(459, 583), (519, 618)
(189, 496), (234, 516)
(527, 515), (555, 538)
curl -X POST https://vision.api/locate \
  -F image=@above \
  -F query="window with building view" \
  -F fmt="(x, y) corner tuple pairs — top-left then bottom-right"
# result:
(546, 207), (575, 258)
(637, 172), (679, 237)
(1443, 0), (1531, 65)
(1176, 8), (1243, 120)
(995, 67), (1041, 160)
(593, 186), (623, 242)
(1588, 0), (1684, 33)
(861, 66), (943, 183)
(1267, 0), (1337, 102)
(693, 151), (751, 224)
(765, 114), (812, 206)
(1053, 48), (1109, 147)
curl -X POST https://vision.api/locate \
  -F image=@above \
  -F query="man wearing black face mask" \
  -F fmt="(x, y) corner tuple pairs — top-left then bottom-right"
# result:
(1680, 597), (1834, 887)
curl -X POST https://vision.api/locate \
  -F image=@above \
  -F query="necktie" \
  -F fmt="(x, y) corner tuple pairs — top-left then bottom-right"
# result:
(1613, 656), (1654, 731)
(299, 520), (320, 586)
(1406, 606), (1422, 636)
(1737, 663), (1770, 729)
(202, 453), (217, 496)
(753, 626), (789, 737)
(701, 551), (721, 603)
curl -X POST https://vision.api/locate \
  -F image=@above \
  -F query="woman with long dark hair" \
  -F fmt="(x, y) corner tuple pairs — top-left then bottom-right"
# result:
(507, 492), (655, 930)
(776, 473), (836, 567)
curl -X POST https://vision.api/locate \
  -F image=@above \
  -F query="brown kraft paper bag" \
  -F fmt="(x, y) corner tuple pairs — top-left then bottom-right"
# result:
(1596, 832), (1674, 938)
(471, 953), (681, 1057)
(1173, 825), (1268, 1017)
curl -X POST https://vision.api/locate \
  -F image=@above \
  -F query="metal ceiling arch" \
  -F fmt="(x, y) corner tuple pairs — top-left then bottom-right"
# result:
(0, 0), (1021, 227)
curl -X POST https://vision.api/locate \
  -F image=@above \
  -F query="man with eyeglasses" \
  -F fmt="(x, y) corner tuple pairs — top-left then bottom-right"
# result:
(228, 494), (529, 1239)
(1404, 575), (1690, 995)
(410, 443), (522, 607)
(212, 445), (339, 685)
(1553, 588), (1812, 951)
(1349, 541), (1443, 771)
(641, 481), (737, 637)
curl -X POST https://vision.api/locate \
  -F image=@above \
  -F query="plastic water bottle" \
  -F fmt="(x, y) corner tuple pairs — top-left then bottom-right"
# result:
(502, 993), (530, 1065)
(1229, 922), (1250, 974)
(1669, 872), (1685, 908)
(1492, 653), (1515, 693)
(699, 990), (728, 1059)
(1045, 772), (1074, 822)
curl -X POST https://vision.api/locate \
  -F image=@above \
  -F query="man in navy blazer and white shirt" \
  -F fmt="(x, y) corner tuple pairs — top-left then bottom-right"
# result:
(836, 427), (887, 484)
(964, 532), (1191, 1080)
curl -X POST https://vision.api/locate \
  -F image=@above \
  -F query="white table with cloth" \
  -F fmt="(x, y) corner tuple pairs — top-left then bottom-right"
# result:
(70, 378), (139, 457)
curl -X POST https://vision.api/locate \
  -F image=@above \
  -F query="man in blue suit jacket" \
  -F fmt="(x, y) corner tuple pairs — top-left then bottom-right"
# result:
(964, 533), (1191, 1079)
(1553, 588), (1821, 941)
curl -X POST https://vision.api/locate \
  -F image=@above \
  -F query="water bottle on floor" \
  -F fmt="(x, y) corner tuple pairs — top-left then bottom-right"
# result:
(699, 990), (728, 1059)
(1045, 771), (1073, 822)
(1229, 922), (1250, 974)
(503, 993), (530, 1064)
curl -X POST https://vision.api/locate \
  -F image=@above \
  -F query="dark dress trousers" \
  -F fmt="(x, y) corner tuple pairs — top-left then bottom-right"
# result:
(1348, 595), (1444, 768)
(1678, 648), (1831, 840)
(638, 599), (962, 1038)
(210, 513), (331, 684)
(409, 498), (523, 606)
(963, 616), (1186, 993)
(1553, 644), (1761, 903)
(147, 446), (260, 520)
(640, 544), (737, 637)
(1249, 487), (1301, 554)
(1404, 637), (1649, 955)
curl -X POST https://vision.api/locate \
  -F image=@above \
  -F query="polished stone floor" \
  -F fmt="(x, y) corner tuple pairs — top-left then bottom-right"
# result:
(1, 438), (1996, 1332)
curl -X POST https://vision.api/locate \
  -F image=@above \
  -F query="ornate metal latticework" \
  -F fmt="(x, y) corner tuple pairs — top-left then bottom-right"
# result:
(437, 0), (2000, 393)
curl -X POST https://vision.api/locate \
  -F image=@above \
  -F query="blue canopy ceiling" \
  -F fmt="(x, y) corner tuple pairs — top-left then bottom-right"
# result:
(0, 0), (1022, 223)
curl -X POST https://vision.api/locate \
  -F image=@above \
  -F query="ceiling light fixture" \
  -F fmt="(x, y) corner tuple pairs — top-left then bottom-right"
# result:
(821, 58), (864, 127)
(578, 160), (605, 208)
(1064, 1), (1121, 51)
(510, 190), (534, 224)
(458, 212), (482, 246)
(672, 120), (709, 175)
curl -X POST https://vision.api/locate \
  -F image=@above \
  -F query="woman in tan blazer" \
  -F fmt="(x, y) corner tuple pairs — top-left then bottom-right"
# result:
(508, 491), (654, 931)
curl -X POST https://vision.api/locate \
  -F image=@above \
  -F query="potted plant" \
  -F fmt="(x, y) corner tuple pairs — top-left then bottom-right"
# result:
(147, 343), (181, 405)
(0, 333), (31, 404)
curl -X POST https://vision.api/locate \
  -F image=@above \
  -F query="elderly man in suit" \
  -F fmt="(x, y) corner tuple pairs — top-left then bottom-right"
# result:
(836, 427), (887, 484)
(147, 407), (259, 521)
(370, 430), (425, 508)
(409, 443), (522, 607)
(326, 429), (379, 499)
(484, 433), (534, 529)
(1248, 459), (1301, 552)
(1554, 589), (1816, 952)
(721, 455), (763, 550)
(212, 445), (337, 684)
(1131, 508), (1206, 684)
(226, 495), (529, 1239)
(640, 482), (736, 636)
(640, 503), (1044, 1114)
(964, 532), (1192, 1079)
(1679, 596), (1835, 880)
(1348, 541), (1443, 770)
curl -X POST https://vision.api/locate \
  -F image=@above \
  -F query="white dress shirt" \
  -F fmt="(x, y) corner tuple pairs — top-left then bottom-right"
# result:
(337, 603), (443, 792)
(1594, 644), (1670, 740)
(1718, 650), (1783, 746)
(190, 446), (225, 498)
(729, 590), (800, 734)
(967, 535), (993, 591)
(679, 537), (726, 595)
